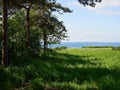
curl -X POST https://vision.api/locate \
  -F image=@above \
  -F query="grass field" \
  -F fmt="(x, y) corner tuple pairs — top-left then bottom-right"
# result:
(0, 48), (120, 90)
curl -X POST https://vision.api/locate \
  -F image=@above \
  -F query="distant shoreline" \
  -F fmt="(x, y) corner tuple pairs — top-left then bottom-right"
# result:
(50, 42), (120, 48)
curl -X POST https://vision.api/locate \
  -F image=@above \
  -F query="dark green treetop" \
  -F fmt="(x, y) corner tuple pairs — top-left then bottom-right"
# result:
(78, 0), (102, 7)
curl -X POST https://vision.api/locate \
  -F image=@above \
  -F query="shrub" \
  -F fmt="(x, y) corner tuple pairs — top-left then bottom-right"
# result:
(32, 78), (45, 90)
(60, 46), (67, 49)
(54, 46), (67, 50)
(112, 46), (120, 51)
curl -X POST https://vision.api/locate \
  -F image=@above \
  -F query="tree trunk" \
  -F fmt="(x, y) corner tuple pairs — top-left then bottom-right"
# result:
(1, 0), (8, 66)
(43, 29), (47, 53)
(26, 8), (30, 48)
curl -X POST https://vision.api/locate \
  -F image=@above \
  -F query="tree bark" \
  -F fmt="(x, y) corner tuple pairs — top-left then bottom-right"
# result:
(26, 8), (30, 48)
(1, 0), (8, 66)
(43, 29), (47, 53)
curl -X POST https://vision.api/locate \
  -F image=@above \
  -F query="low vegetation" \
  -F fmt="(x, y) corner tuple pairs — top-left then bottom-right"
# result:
(0, 48), (120, 90)
(82, 46), (114, 48)
(112, 46), (120, 51)
(54, 46), (68, 50)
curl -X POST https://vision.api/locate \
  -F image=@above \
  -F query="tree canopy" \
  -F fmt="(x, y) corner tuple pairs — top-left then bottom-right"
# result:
(78, 0), (102, 7)
(0, 0), (102, 66)
(0, 0), (72, 66)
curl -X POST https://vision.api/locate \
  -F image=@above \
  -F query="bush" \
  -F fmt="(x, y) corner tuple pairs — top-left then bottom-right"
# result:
(54, 46), (67, 50)
(112, 46), (120, 51)
(60, 46), (68, 49)
(0, 67), (15, 90)
(32, 78), (45, 90)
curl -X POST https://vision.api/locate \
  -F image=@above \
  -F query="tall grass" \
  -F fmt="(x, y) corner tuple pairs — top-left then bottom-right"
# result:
(0, 48), (120, 90)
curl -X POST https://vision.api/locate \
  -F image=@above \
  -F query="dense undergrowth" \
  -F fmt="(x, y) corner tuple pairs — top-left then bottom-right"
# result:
(0, 48), (120, 90)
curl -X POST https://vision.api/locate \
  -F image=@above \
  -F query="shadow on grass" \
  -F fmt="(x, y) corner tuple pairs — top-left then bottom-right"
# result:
(0, 52), (120, 90)
(33, 52), (120, 90)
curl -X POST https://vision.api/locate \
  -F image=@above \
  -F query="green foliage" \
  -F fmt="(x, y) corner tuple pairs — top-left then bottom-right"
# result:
(8, 9), (26, 61)
(112, 46), (120, 51)
(1, 0), (71, 66)
(0, 48), (120, 90)
(7, 9), (42, 64)
(54, 46), (68, 50)
(82, 46), (114, 48)
(78, 0), (102, 7)
(32, 78), (45, 90)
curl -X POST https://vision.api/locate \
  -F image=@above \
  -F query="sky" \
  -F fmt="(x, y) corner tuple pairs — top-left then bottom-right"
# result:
(55, 0), (120, 42)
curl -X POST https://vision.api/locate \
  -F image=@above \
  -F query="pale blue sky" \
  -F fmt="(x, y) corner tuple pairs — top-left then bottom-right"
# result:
(56, 0), (120, 42)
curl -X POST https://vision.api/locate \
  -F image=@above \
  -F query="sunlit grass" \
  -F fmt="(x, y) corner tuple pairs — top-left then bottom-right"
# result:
(0, 48), (120, 90)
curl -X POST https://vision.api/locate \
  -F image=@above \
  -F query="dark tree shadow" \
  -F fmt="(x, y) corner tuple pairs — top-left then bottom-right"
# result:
(1, 52), (120, 90)
(38, 52), (120, 90)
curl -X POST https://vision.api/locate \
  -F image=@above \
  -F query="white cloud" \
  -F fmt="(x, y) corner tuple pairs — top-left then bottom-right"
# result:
(68, 0), (120, 15)
(96, 9), (120, 15)
(95, 0), (120, 8)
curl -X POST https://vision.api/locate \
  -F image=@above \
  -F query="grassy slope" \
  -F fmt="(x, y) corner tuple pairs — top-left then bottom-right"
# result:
(57, 48), (120, 90)
(0, 48), (120, 90)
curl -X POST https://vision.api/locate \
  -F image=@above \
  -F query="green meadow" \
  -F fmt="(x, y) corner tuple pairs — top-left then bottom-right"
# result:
(0, 48), (120, 90)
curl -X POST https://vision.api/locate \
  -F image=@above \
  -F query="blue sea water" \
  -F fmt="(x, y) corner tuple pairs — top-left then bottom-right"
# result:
(50, 42), (120, 48)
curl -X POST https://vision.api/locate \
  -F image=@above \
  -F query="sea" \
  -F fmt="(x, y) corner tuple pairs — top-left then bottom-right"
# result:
(49, 42), (120, 48)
